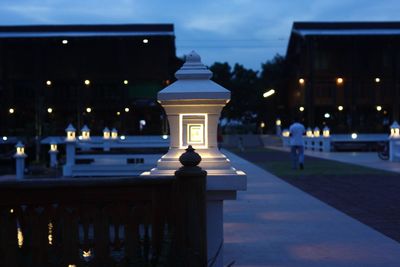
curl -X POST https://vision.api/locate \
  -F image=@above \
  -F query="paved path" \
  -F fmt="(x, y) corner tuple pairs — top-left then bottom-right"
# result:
(222, 150), (400, 267)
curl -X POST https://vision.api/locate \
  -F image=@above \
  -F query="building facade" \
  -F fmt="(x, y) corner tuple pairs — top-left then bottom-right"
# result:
(0, 24), (180, 137)
(286, 22), (400, 133)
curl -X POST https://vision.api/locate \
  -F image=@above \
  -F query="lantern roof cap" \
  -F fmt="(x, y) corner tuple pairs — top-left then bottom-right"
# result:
(391, 121), (399, 128)
(81, 125), (90, 131)
(15, 141), (24, 148)
(111, 128), (118, 132)
(65, 123), (76, 132)
(158, 51), (230, 101)
(103, 127), (110, 132)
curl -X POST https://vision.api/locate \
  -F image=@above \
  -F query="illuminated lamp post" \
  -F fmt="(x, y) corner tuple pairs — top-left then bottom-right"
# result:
(103, 127), (111, 151)
(49, 140), (58, 168)
(111, 128), (118, 140)
(147, 51), (246, 267)
(322, 126), (331, 152)
(276, 118), (282, 136)
(64, 124), (76, 176)
(14, 141), (27, 179)
(389, 121), (400, 161)
(81, 125), (90, 140)
(313, 127), (320, 138)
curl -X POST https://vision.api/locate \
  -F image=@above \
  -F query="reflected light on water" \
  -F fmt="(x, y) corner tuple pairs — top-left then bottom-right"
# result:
(17, 227), (23, 248)
(48, 222), (53, 245)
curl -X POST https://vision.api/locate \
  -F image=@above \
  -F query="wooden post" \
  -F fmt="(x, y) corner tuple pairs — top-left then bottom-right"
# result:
(174, 145), (207, 267)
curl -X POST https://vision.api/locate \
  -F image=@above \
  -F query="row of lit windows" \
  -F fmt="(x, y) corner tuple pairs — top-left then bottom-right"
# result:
(60, 38), (149, 45)
(298, 77), (382, 85)
(45, 79), (130, 86)
(6, 107), (132, 114)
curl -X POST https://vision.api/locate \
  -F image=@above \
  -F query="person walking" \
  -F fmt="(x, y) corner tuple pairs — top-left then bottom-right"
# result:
(289, 118), (305, 170)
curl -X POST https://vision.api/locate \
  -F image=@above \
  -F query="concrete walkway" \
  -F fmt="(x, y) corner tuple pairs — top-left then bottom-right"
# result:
(222, 150), (400, 267)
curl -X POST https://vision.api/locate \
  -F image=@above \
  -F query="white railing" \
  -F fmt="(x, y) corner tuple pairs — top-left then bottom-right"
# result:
(40, 135), (169, 177)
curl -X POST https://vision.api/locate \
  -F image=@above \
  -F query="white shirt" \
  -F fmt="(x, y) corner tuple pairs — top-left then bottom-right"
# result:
(289, 122), (305, 146)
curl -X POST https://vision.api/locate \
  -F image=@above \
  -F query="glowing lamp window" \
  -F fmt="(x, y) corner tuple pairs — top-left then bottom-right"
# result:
(103, 131), (110, 139)
(67, 131), (75, 140)
(82, 131), (90, 140)
(180, 114), (207, 149)
(111, 130), (118, 139)
(323, 128), (330, 138)
(50, 144), (57, 151)
(16, 146), (24, 155)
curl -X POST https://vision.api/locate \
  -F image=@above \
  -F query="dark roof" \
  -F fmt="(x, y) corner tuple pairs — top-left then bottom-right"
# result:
(286, 21), (400, 58)
(292, 21), (400, 36)
(0, 24), (174, 38)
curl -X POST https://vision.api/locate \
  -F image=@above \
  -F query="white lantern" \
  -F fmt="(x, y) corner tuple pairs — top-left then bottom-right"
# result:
(15, 141), (25, 156)
(276, 119), (281, 126)
(50, 142), (58, 152)
(111, 128), (118, 139)
(313, 127), (320, 137)
(323, 126), (330, 138)
(81, 125), (90, 140)
(65, 124), (76, 141)
(306, 127), (313, 137)
(390, 121), (400, 138)
(103, 127), (110, 139)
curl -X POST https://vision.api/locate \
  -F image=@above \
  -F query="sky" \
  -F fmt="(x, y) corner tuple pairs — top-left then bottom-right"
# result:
(0, 0), (400, 70)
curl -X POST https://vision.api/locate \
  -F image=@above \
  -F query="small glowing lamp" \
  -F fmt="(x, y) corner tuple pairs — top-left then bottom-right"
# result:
(306, 127), (313, 137)
(376, 105), (382, 111)
(282, 129), (290, 137)
(46, 80), (52, 86)
(2, 136), (7, 141)
(9, 108), (14, 114)
(324, 113), (330, 119)
(123, 80), (129, 85)
(50, 141), (58, 152)
(260, 122), (265, 128)
(120, 135), (126, 140)
(116, 111), (121, 116)
(111, 128), (118, 139)
(86, 107), (92, 113)
(299, 106), (305, 112)
(81, 125), (90, 140)
(143, 38), (149, 44)
(65, 124), (76, 141)
(351, 133), (358, 139)
(62, 39), (68, 44)
(103, 127), (110, 139)
(390, 121), (400, 138)
(15, 141), (25, 156)
(299, 78), (305, 85)
(313, 127), (320, 137)
(323, 126), (330, 138)
(84, 80), (90, 86)
(162, 134), (168, 140)
(338, 105), (344, 111)
(375, 77), (380, 83)
(47, 107), (53, 114)
(336, 77), (344, 85)
(125, 107), (129, 112)
(276, 119), (281, 126)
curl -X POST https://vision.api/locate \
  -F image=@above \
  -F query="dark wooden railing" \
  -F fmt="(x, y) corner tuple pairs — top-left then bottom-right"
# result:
(0, 173), (206, 267)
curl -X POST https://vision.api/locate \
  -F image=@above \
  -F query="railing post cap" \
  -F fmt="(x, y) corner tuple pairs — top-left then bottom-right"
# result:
(179, 145), (201, 167)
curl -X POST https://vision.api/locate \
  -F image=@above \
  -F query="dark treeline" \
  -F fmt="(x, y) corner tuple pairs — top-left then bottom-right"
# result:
(209, 54), (287, 133)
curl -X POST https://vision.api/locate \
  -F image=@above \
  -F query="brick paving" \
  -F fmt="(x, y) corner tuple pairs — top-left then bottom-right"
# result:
(229, 148), (400, 243)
